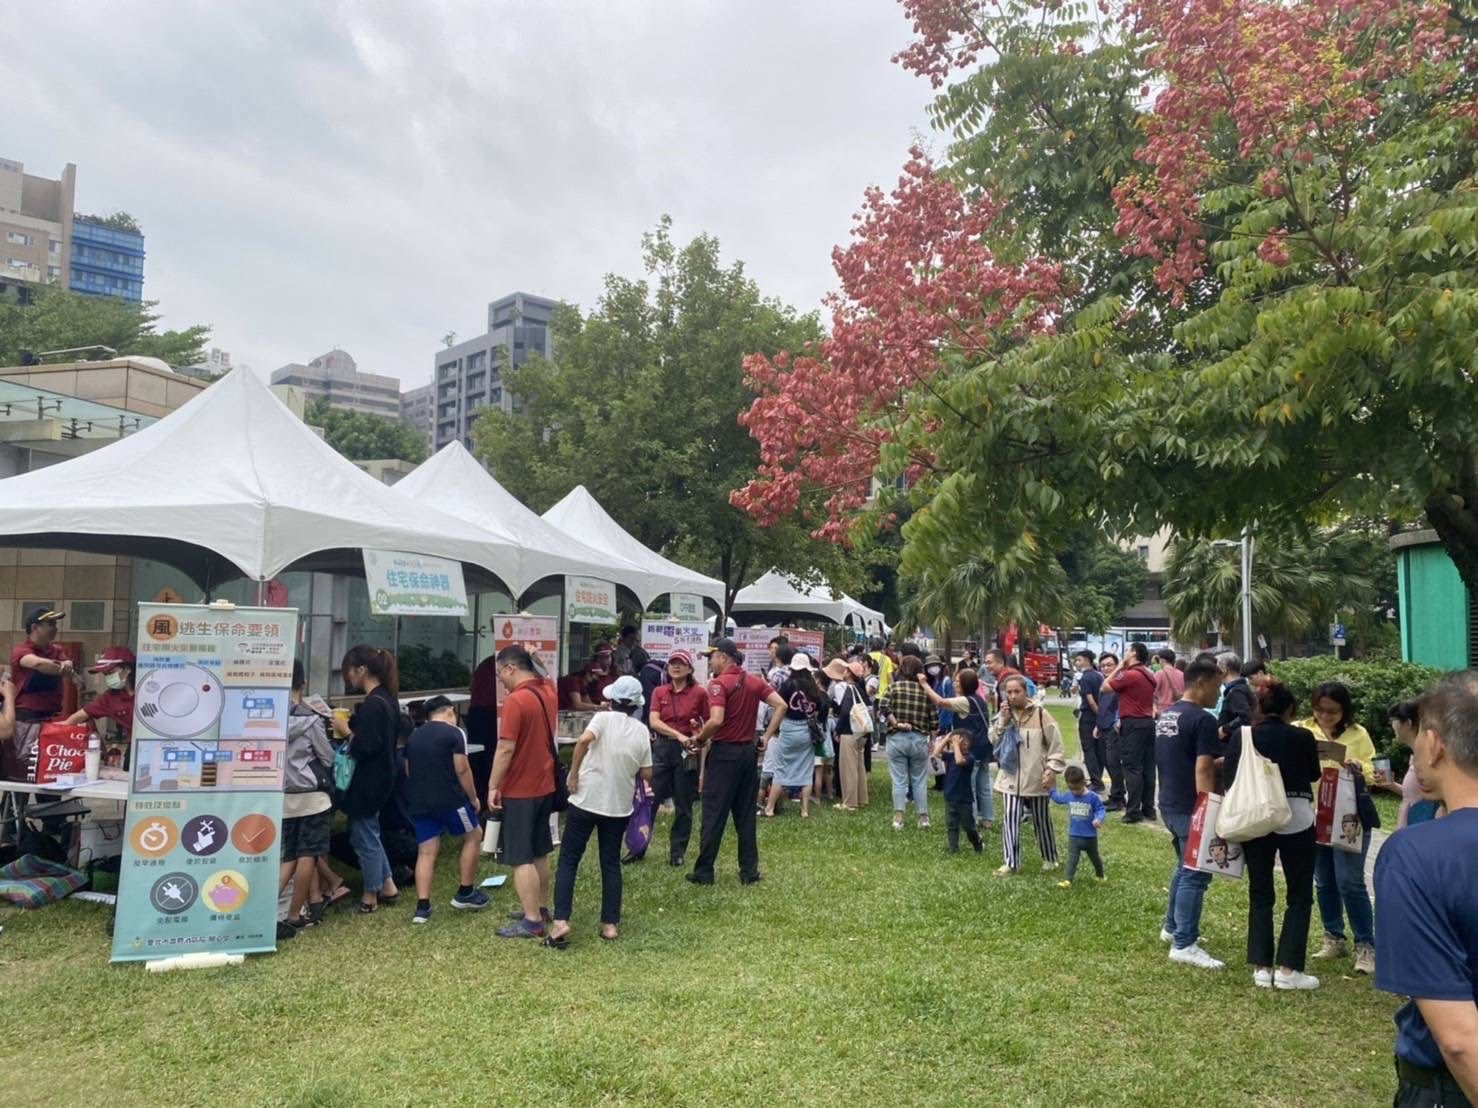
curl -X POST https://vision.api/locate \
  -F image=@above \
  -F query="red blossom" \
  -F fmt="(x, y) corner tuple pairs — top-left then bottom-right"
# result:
(892, 1), (993, 87)
(1112, 0), (1461, 300)
(731, 149), (1063, 540)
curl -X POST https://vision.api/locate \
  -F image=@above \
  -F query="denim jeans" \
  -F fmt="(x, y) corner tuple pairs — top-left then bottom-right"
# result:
(1314, 830), (1374, 945)
(886, 731), (930, 815)
(348, 813), (392, 894)
(971, 760), (995, 824)
(1162, 810), (1212, 949)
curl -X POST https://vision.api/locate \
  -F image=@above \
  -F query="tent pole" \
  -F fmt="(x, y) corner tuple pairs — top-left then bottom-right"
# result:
(255, 578), (265, 605)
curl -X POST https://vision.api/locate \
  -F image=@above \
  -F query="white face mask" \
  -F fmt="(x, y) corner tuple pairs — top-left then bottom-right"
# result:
(104, 670), (128, 691)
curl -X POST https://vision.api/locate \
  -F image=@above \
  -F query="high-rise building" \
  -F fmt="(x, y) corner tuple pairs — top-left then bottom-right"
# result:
(69, 215), (145, 302)
(432, 291), (557, 451)
(0, 158), (73, 293)
(178, 347), (236, 382)
(400, 382), (434, 451)
(1, 157), (147, 303)
(270, 348), (401, 419)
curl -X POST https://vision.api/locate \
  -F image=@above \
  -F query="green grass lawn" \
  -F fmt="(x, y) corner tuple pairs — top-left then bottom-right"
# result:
(0, 705), (1402, 1106)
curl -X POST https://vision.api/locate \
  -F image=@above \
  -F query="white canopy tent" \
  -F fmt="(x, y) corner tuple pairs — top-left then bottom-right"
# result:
(396, 442), (669, 607)
(541, 485), (725, 613)
(732, 569), (887, 634)
(0, 368), (587, 596)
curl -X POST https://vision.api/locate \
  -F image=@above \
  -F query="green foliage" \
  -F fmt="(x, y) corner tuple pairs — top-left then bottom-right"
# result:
(1268, 657), (1443, 760)
(396, 644), (470, 693)
(1162, 526), (1388, 650)
(474, 217), (878, 615)
(0, 284), (209, 366)
(77, 211), (142, 234)
(306, 398), (427, 464)
(1059, 532), (1148, 635)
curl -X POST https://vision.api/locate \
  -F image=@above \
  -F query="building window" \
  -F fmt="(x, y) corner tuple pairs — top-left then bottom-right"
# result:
(49, 239), (60, 254)
(47, 266), (60, 280)
(1137, 545), (1151, 561)
(6, 231), (32, 245)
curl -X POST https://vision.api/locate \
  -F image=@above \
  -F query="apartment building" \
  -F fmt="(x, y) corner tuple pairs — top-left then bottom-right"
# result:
(431, 292), (557, 450)
(270, 348), (401, 419)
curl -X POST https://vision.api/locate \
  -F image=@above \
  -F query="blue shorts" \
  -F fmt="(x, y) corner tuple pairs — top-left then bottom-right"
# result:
(413, 802), (480, 844)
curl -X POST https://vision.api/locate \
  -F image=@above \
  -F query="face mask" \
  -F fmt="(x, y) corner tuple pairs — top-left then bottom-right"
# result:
(926, 666), (941, 680)
(104, 670), (128, 691)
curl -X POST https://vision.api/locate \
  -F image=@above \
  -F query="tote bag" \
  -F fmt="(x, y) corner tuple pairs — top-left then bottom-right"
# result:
(1182, 791), (1246, 879)
(1216, 727), (1291, 842)
(1315, 767), (1362, 852)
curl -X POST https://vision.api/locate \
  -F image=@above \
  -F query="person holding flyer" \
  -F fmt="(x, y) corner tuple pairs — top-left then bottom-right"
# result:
(1374, 670), (1478, 1107)
(1299, 680), (1378, 975)
(1154, 657), (1225, 970)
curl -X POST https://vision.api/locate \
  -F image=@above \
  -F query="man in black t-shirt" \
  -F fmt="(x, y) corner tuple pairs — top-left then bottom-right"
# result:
(1154, 658), (1225, 970)
(404, 696), (488, 924)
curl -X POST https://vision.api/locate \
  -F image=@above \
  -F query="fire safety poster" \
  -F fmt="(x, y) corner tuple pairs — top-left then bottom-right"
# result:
(111, 603), (299, 963)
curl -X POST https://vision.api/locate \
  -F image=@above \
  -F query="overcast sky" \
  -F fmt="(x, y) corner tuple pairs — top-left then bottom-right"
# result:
(10, 1), (933, 388)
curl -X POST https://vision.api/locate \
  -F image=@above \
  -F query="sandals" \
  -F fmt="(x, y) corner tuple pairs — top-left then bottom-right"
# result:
(357, 900), (377, 914)
(600, 926), (619, 942)
(541, 931), (570, 950)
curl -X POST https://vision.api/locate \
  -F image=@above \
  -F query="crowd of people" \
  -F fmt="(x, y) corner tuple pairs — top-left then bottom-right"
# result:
(4, 608), (1473, 1105)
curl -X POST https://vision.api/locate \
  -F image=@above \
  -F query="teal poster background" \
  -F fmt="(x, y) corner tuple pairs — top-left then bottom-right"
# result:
(111, 604), (299, 963)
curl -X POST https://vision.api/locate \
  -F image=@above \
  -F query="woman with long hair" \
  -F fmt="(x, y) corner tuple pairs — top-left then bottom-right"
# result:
(1298, 680), (1378, 974)
(764, 654), (830, 819)
(333, 645), (402, 913)
(1231, 683), (1323, 990)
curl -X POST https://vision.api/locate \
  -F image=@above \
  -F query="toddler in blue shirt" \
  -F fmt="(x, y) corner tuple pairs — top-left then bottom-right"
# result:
(1050, 765), (1106, 885)
(931, 730), (983, 854)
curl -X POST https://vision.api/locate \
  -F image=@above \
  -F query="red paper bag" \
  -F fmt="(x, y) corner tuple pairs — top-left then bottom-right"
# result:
(1314, 766), (1361, 852)
(1181, 791), (1245, 879)
(28, 722), (90, 785)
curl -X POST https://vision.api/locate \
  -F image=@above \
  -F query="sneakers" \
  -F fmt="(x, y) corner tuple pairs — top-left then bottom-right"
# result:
(412, 904), (432, 925)
(1168, 943), (1224, 970)
(1275, 969), (1321, 991)
(451, 889), (490, 911)
(892, 817), (904, 832)
(1093, 876), (1107, 884)
(1159, 927), (1174, 944)
(1056, 880), (1072, 889)
(995, 864), (1017, 877)
(1312, 934), (1347, 960)
(1354, 943), (1376, 975)
(917, 815), (931, 829)
(1041, 861), (1060, 873)
(496, 916), (546, 939)
(275, 920), (297, 940)
(507, 905), (552, 923)
(1252, 968), (1273, 989)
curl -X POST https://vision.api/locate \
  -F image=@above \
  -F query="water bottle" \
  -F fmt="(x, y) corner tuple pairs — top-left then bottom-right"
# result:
(481, 808), (503, 858)
(84, 734), (101, 781)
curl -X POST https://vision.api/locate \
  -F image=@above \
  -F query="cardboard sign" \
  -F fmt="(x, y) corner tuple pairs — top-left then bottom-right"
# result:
(363, 549), (468, 617)
(566, 576), (617, 624)
(731, 626), (827, 676)
(641, 620), (709, 684)
(669, 593), (703, 621)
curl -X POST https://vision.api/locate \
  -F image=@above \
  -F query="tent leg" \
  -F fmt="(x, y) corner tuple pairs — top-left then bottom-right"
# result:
(255, 579), (265, 605)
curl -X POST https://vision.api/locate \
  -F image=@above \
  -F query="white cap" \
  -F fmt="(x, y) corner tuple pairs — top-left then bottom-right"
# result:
(601, 674), (645, 707)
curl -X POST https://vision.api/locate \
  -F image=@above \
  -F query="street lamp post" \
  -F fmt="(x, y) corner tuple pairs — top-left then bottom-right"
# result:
(1239, 526), (1254, 662)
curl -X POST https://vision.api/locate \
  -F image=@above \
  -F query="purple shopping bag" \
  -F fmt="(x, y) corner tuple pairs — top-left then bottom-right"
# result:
(624, 778), (656, 858)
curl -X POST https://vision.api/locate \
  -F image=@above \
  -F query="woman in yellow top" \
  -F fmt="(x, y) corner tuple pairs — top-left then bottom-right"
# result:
(1297, 681), (1377, 975)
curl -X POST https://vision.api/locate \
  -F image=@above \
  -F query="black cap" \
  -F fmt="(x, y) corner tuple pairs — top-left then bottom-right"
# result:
(422, 695), (456, 716)
(701, 637), (743, 663)
(24, 606), (64, 631)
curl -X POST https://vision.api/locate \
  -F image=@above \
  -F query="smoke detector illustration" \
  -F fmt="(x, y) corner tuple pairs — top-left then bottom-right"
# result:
(136, 665), (225, 738)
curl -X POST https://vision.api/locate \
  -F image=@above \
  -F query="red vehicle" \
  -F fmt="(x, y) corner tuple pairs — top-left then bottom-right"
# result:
(1003, 624), (1063, 688)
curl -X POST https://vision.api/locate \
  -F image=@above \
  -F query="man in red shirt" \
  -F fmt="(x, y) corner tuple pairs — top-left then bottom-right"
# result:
(1107, 641), (1159, 823)
(5, 607), (75, 779)
(488, 645), (558, 938)
(688, 639), (785, 886)
(1152, 649), (1185, 716)
(640, 649), (709, 867)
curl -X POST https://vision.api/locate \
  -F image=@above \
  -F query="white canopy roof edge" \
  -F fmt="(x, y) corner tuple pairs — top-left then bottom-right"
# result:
(541, 485), (726, 611)
(0, 367), (570, 595)
(396, 442), (668, 606)
(732, 569), (887, 633)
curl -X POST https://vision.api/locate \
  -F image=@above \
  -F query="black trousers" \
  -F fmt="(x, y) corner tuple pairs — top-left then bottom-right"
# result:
(553, 804), (630, 925)
(1394, 1058), (1472, 1107)
(945, 800), (982, 852)
(1079, 717), (1106, 790)
(692, 740), (760, 881)
(1119, 717), (1157, 818)
(1101, 726), (1125, 804)
(1244, 825), (1317, 971)
(649, 736), (697, 861)
(1066, 834), (1104, 880)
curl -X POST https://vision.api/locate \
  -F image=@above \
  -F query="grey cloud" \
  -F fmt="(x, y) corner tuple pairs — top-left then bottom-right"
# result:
(8, 0), (931, 386)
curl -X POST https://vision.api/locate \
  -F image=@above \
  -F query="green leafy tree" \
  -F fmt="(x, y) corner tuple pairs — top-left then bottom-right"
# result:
(1059, 532), (1149, 636)
(306, 398), (427, 464)
(474, 218), (875, 616)
(0, 284), (209, 366)
(77, 211), (143, 234)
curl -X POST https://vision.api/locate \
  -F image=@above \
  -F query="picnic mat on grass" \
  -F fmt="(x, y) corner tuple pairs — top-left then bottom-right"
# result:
(0, 855), (87, 909)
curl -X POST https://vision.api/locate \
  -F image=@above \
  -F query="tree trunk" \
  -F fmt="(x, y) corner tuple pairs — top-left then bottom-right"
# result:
(1424, 451), (1478, 600)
